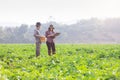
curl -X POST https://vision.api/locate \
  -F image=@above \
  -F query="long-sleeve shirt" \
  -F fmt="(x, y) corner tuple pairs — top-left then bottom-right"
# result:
(34, 29), (41, 43)
(45, 31), (55, 43)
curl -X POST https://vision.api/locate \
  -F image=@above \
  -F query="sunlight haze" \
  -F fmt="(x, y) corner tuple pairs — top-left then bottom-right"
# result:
(0, 0), (120, 26)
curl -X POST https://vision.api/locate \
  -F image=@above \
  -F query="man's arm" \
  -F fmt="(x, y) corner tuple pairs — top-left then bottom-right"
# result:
(34, 30), (41, 38)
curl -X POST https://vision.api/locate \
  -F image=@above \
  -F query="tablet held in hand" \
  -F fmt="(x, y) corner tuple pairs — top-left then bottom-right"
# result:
(54, 32), (60, 36)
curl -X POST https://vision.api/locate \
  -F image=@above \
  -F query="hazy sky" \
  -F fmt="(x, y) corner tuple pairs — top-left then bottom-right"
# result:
(0, 0), (120, 25)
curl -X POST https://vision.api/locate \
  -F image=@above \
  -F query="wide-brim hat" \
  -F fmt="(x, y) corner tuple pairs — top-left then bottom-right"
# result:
(49, 24), (55, 29)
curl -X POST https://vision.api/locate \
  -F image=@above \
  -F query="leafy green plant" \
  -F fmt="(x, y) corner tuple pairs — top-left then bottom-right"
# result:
(0, 44), (120, 80)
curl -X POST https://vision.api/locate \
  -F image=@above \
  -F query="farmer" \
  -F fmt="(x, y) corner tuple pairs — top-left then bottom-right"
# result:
(45, 24), (56, 56)
(34, 22), (41, 57)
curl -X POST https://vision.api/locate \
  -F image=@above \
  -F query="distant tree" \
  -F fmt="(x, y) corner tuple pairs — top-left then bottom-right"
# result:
(0, 27), (4, 42)
(0, 18), (120, 43)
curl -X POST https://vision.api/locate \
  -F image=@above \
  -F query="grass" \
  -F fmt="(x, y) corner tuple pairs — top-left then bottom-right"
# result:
(0, 44), (120, 80)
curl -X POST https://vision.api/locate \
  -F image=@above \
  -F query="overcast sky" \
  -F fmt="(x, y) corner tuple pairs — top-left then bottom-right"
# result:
(0, 0), (120, 25)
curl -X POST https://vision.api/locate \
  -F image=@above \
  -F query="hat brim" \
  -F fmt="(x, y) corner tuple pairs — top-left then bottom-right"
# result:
(49, 27), (54, 29)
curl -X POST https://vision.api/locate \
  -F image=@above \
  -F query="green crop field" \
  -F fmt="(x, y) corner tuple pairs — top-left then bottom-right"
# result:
(0, 44), (120, 80)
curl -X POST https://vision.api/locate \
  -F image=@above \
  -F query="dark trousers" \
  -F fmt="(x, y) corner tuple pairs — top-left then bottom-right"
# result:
(46, 41), (56, 56)
(36, 42), (41, 57)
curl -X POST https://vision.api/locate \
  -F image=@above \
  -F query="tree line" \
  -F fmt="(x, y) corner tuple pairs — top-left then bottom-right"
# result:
(0, 18), (120, 43)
